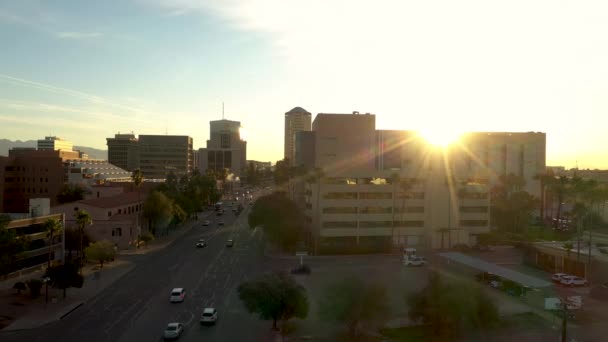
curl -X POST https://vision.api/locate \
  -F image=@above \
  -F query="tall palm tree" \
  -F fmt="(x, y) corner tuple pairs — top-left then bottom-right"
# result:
(534, 171), (555, 223)
(131, 169), (144, 245)
(43, 218), (63, 268)
(549, 176), (570, 229)
(75, 210), (92, 273)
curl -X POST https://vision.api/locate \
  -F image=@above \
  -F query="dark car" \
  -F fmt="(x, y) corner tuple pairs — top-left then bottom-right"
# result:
(226, 239), (234, 247)
(291, 264), (311, 275)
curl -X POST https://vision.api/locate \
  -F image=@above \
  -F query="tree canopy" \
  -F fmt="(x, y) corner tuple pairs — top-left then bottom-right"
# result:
(318, 276), (390, 338)
(56, 184), (90, 204)
(85, 240), (116, 268)
(143, 191), (173, 235)
(238, 271), (308, 330)
(45, 262), (84, 298)
(408, 272), (499, 339)
(248, 191), (306, 251)
(491, 174), (538, 233)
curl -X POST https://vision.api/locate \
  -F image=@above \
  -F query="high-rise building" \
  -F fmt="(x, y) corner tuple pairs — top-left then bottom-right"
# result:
(37, 136), (73, 151)
(198, 119), (247, 176)
(303, 112), (546, 254)
(138, 135), (193, 179)
(284, 107), (311, 165)
(106, 133), (140, 171)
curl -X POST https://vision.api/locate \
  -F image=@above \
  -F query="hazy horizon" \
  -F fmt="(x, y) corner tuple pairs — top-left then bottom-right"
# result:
(1, 1), (608, 168)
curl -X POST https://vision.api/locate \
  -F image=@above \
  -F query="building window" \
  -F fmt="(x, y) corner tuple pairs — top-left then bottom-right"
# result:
(325, 177), (357, 185)
(393, 220), (424, 227)
(322, 207), (357, 214)
(359, 192), (392, 200)
(459, 206), (488, 213)
(108, 211), (112, 217)
(322, 221), (357, 228)
(460, 220), (488, 227)
(220, 134), (231, 148)
(359, 221), (392, 228)
(359, 207), (392, 214)
(323, 192), (357, 200)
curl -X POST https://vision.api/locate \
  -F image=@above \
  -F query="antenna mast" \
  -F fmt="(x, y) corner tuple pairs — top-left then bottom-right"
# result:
(222, 102), (225, 120)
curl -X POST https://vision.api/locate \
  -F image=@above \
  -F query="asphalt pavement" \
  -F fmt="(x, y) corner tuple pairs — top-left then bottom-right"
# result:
(0, 197), (290, 342)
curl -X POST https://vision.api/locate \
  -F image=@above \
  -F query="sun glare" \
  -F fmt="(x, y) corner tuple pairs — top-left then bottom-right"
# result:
(418, 128), (461, 147)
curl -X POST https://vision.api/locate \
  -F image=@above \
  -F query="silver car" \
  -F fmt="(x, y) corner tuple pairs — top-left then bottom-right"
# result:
(163, 322), (183, 340)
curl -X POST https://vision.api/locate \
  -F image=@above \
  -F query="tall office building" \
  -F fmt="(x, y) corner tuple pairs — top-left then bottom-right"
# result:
(284, 107), (311, 165)
(138, 135), (193, 179)
(37, 136), (73, 151)
(198, 119), (247, 176)
(106, 133), (140, 171)
(302, 112), (546, 253)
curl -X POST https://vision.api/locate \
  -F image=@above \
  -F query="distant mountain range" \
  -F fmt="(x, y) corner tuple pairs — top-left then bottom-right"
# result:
(0, 139), (107, 160)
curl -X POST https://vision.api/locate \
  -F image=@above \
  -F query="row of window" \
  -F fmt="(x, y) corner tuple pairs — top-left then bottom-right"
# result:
(322, 220), (425, 228)
(323, 192), (425, 200)
(105, 203), (143, 217)
(4, 187), (49, 194)
(5, 166), (50, 172)
(322, 206), (426, 214)
(5, 177), (50, 183)
(321, 220), (488, 228)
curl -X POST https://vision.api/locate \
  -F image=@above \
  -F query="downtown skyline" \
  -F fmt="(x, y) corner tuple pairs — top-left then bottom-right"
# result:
(1, 0), (608, 168)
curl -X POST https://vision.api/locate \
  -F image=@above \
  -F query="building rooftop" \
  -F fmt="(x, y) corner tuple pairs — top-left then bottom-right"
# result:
(286, 107), (310, 114)
(79, 192), (142, 208)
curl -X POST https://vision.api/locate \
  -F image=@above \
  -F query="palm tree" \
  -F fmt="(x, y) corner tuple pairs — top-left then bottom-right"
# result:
(43, 218), (63, 268)
(75, 210), (92, 273)
(534, 171), (555, 223)
(549, 176), (570, 229)
(131, 169), (144, 246)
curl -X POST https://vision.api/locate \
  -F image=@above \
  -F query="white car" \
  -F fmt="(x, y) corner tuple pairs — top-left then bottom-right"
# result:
(170, 288), (186, 303)
(196, 239), (207, 248)
(560, 275), (588, 287)
(552, 273), (570, 283)
(202, 220), (211, 226)
(404, 256), (427, 267)
(163, 322), (184, 340)
(199, 307), (218, 325)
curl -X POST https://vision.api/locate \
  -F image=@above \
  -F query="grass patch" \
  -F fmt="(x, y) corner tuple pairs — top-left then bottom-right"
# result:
(380, 326), (427, 342)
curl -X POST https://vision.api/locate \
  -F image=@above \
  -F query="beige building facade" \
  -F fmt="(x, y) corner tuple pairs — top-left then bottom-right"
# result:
(303, 112), (546, 253)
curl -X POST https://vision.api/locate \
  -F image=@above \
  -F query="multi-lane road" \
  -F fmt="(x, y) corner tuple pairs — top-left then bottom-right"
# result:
(2, 196), (290, 342)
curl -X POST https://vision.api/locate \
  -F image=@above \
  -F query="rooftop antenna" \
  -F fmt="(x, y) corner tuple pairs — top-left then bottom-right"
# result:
(222, 102), (225, 120)
(165, 120), (168, 135)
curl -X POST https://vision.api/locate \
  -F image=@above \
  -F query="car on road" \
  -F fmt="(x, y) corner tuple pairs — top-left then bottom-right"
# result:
(202, 220), (211, 226)
(199, 308), (218, 325)
(226, 239), (234, 247)
(560, 275), (588, 287)
(163, 322), (184, 340)
(196, 239), (207, 248)
(552, 273), (570, 283)
(404, 256), (427, 267)
(291, 264), (311, 275)
(170, 288), (186, 303)
(219, 220), (225, 226)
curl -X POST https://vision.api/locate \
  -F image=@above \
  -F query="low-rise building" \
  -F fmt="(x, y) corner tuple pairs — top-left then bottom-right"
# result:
(52, 192), (144, 250)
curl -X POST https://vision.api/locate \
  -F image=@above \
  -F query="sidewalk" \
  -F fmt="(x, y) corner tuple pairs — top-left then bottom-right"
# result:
(1, 259), (134, 331)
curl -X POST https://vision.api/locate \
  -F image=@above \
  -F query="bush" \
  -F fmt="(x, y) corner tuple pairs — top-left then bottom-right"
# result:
(26, 279), (43, 298)
(13, 281), (26, 294)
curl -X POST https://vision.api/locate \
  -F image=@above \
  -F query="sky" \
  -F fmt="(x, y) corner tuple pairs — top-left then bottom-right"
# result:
(0, 0), (607, 168)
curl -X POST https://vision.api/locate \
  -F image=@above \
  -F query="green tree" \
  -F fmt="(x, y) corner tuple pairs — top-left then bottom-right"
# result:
(171, 203), (187, 225)
(143, 191), (173, 235)
(319, 276), (389, 338)
(75, 210), (92, 272)
(45, 262), (84, 298)
(56, 184), (89, 204)
(491, 174), (538, 233)
(85, 240), (116, 269)
(138, 231), (154, 248)
(43, 218), (63, 268)
(273, 159), (292, 186)
(248, 192), (305, 251)
(549, 176), (571, 229)
(238, 271), (308, 330)
(26, 279), (43, 299)
(408, 272), (499, 339)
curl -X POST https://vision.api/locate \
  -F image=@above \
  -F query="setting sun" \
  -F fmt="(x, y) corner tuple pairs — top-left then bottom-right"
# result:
(418, 128), (462, 147)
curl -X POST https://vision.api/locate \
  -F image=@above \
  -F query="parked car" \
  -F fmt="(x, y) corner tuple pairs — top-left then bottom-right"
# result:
(560, 275), (588, 287)
(226, 239), (234, 247)
(196, 239), (206, 248)
(552, 273), (570, 283)
(404, 256), (427, 267)
(199, 308), (218, 325)
(291, 264), (311, 275)
(170, 288), (186, 303)
(163, 322), (184, 340)
(202, 220), (211, 226)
